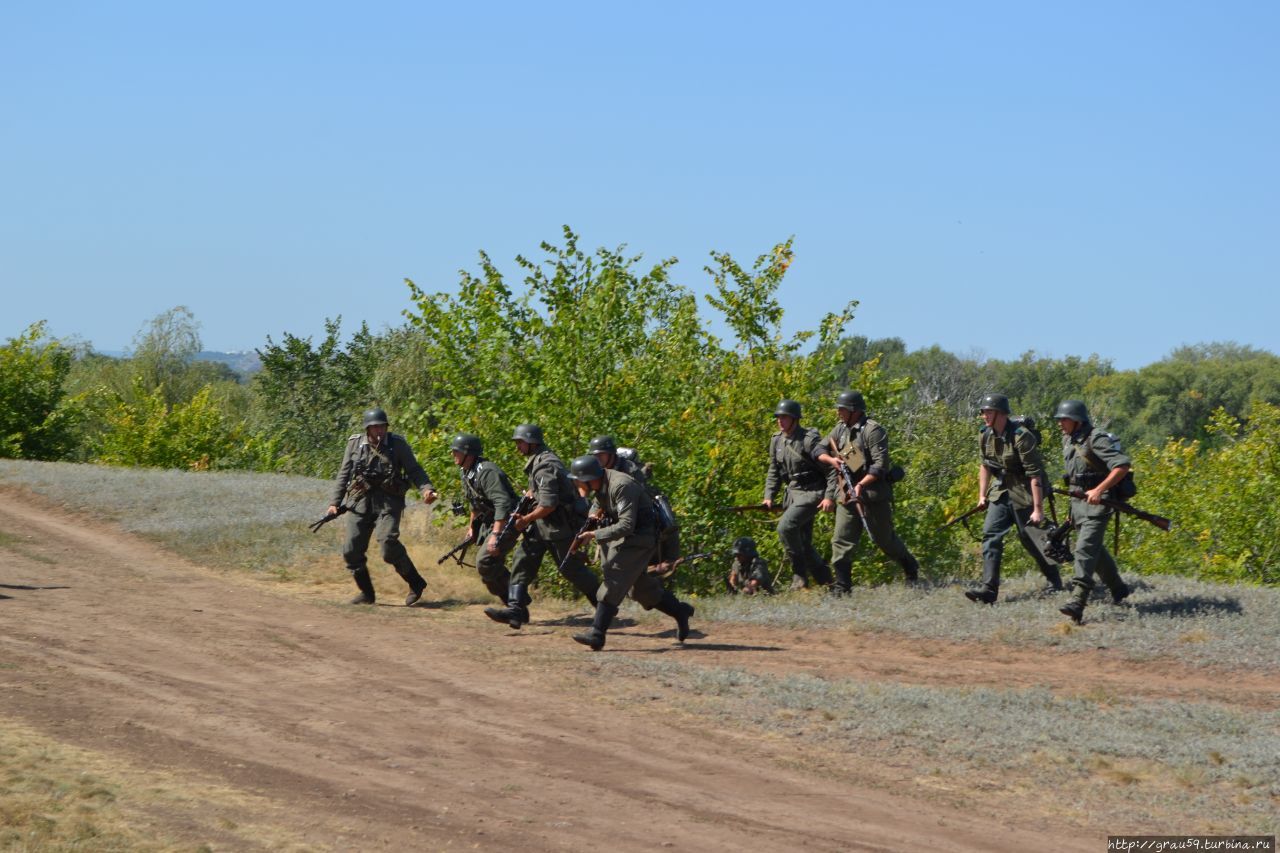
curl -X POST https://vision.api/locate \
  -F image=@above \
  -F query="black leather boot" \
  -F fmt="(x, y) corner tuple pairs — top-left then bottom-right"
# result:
(349, 568), (375, 605)
(899, 554), (921, 584)
(484, 583), (530, 628)
(573, 601), (618, 651)
(655, 590), (695, 642)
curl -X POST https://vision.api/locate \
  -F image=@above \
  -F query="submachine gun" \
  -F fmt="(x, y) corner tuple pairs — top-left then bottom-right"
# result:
(309, 462), (372, 532)
(438, 493), (536, 567)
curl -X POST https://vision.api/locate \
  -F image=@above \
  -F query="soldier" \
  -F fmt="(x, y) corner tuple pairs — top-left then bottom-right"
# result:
(964, 394), (1065, 604)
(590, 437), (681, 570)
(483, 424), (600, 629)
(1054, 400), (1132, 623)
(566, 455), (696, 650)
(727, 536), (773, 595)
(763, 400), (835, 590)
(328, 408), (438, 606)
(450, 433), (519, 605)
(815, 391), (920, 591)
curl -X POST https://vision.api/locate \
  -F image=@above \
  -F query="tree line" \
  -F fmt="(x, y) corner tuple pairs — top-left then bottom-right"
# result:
(5, 228), (1277, 588)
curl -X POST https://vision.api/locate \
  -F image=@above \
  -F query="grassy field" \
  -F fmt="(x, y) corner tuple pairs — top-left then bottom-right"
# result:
(2, 459), (1278, 838)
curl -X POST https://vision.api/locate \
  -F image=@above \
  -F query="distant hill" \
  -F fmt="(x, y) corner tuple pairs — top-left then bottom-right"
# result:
(194, 350), (261, 377)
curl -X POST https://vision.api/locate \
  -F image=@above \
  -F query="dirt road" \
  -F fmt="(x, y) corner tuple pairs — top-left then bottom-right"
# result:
(2, 493), (1250, 851)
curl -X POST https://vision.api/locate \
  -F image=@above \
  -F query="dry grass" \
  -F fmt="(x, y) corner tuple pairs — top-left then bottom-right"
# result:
(0, 718), (314, 852)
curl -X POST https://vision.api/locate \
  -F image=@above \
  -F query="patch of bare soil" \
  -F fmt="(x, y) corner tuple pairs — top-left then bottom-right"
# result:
(5, 492), (1265, 850)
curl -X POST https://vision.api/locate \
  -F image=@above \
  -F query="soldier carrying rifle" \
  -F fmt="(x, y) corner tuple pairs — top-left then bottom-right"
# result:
(327, 408), (438, 606)
(449, 433), (530, 610)
(814, 390), (920, 593)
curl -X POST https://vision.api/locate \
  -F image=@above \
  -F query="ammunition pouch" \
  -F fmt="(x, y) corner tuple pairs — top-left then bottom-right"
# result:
(885, 465), (906, 484)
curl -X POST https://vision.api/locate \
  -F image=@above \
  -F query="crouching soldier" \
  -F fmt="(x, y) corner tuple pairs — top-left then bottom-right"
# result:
(567, 456), (696, 651)
(329, 408), (438, 606)
(727, 536), (773, 595)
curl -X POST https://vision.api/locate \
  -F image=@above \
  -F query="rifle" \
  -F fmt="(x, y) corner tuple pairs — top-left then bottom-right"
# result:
(939, 503), (985, 531)
(648, 551), (713, 578)
(718, 504), (785, 514)
(309, 462), (372, 532)
(558, 515), (604, 573)
(490, 494), (536, 553)
(1052, 488), (1172, 531)
(437, 524), (476, 566)
(850, 496), (874, 538)
(829, 437), (859, 505)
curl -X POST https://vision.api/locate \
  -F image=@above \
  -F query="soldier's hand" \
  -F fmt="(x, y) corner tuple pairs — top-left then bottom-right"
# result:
(1030, 508), (1044, 525)
(514, 515), (531, 532)
(422, 489), (439, 505)
(574, 531), (595, 549)
(762, 499), (774, 510)
(326, 505), (339, 517)
(977, 497), (989, 510)
(819, 498), (836, 513)
(486, 533), (501, 556)
(1085, 487), (1104, 505)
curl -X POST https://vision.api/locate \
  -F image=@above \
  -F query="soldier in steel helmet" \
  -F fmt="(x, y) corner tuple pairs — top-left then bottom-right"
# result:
(726, 536), (773, 595)
(450, 433), (519, 606)
(1054, 400), (1132, 623)
(763, 399), (835, 590)
(566, 455), (696, 650)
(590, 436), (682, 572)
(815, 390), (920, 590)
(964, 393), (1065, 605)
(328, 408), (438, 606)
(483, 424), (601, 629)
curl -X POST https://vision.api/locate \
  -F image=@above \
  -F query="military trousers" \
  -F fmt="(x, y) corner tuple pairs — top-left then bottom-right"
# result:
(473, 521), (513, 600)
(510, 532), (600, 601)
(1068, 502), (1126, 599)
(830, 499), (910, 591)
(342, 497), (425, 591)
(979, 496), (1061, 593)
(777, 490), (831, 585)
(596, 533), (663, 608)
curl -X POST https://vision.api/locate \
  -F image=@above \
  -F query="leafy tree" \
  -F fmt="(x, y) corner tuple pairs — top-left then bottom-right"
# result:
(0, 322), (83, 460)
(95, 379), (248, 470)
(250, 318), (379, 477)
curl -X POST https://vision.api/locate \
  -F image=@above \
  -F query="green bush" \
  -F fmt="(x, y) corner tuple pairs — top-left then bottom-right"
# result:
(0, 322), (83, 460)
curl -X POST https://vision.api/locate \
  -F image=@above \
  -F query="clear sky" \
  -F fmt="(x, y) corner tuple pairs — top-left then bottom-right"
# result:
(4, 2), (1277, 369)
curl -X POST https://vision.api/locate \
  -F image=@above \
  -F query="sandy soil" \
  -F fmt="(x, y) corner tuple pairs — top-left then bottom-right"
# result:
(2, 492), (1267, 851)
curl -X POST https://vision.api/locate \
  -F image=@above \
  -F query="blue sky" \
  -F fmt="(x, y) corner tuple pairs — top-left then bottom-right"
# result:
(4, 2), (1277, 369)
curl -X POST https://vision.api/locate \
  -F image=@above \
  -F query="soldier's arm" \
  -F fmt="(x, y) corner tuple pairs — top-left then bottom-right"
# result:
(329, 438), (357, 508)
(394, 437), (437, 501)
(862, 422), (890, 482)
(763, 435), (781, 505)
(593, 483), (639, 542)
(1015, 430), (1047, 517)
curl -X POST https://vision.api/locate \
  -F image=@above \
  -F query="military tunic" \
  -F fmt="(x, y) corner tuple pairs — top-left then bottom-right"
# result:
(1061, 425), (1131, 601)
(727, 554), (773, 595)
(459, 456), (518, 599)
(331, 432), (433, 591)
(764, 424), (834, 586)
(822, 415), (915, 591)
(977, 421), (1062, 594)
(588, 469), (664, 608)
(508, 447), (600, 600)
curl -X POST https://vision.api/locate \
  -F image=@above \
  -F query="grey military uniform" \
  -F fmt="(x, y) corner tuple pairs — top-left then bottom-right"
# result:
(1062, 425), (1131, 606)
(588, 469), (665, 608)
(508, 447), (600, 601)
(764, 424), (834, 586)
(459, 456), (518, 600)
(727, 555), (773, 595)
(331, 432), (433, 596)
(977, 421), (1063, 596)
(614, 455), (681, 566)
(822, 415), (917, 590)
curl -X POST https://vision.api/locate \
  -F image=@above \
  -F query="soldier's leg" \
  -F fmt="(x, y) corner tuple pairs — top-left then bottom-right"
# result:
(549, 536), (601, 606)
(1093, 544), (1129, 602)
(574, 540), (647, 650)
(797, 511), (832, 586)
(829, 502), (863, 594)
(485, 536), (544, 627)
(342, 511), (377, 604)
(1012, 507), (1064, 590)
(973, 499), (1014, 601)
(473, 523), (511, 600)
(778, 501), (822, 588)
(1061, 505), (1107, 623)
(376, 505), (427, 604)
(631, 570), (696, 642)
(864, 501), (919, 582)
